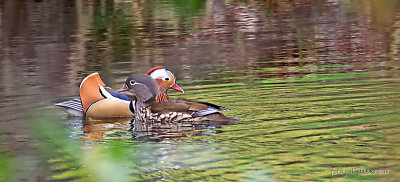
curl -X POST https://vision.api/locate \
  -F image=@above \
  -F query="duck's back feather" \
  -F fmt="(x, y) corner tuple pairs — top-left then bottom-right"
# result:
(150, 98), (231, 117)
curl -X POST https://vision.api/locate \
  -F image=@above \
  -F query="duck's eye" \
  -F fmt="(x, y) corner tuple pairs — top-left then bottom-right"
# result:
(129, 80), (136, 85)
(164, 77), (170, 81)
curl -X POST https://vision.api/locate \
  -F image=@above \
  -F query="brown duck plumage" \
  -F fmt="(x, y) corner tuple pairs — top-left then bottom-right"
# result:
(123, 74), (236, 123)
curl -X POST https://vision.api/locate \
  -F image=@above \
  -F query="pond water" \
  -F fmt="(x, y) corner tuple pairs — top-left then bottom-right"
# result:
(1, 0), (400, 181)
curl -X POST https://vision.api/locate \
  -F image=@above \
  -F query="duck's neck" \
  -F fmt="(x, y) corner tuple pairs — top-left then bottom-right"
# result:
(156, 87), (168, 102)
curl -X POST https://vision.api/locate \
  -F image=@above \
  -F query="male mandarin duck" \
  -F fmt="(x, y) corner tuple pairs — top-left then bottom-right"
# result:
(119, 74), (235, 124)
(55, 67), (184, 117)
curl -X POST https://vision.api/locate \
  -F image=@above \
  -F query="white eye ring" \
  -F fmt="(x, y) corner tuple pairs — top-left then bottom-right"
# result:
(129, 80), (136, 85)
(164, 77), (170, 81)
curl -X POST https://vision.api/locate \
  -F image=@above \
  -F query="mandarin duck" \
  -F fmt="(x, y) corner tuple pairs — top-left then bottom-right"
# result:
(120, 74), (235, 125)
(55, 67), (183, 117)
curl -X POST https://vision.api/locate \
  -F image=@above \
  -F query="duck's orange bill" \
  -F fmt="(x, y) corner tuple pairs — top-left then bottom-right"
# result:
(171, 83), (184, 93)
(80, 73), (106, 113)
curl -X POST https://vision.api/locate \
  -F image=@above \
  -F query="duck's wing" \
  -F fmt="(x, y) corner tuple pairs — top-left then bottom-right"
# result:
(150, 98), (230, 116)
(149, 98), (237, 122)
(173, 98), (230, 117)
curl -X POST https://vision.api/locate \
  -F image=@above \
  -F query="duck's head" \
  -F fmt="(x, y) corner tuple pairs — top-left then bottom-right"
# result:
(121, 74), (159, 103)
(146, 67), (184, 93)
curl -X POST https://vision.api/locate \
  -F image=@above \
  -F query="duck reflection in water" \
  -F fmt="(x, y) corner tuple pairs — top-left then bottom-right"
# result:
(80, 117), (230, 141)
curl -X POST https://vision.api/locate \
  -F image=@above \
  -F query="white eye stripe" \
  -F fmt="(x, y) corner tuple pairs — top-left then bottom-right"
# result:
(150, 69), (174, 80)
(129, 80), (136, 85)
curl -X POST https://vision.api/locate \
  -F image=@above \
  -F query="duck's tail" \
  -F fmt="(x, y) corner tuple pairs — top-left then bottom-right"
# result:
(54, 97), (83, 117)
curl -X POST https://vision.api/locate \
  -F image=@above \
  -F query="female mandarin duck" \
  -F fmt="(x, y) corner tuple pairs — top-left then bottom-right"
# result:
(119, 74), (235, 123)
(55, 67), (184, 117)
